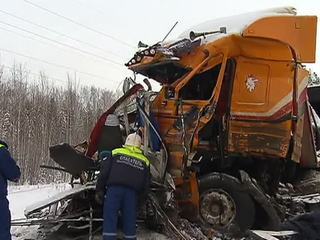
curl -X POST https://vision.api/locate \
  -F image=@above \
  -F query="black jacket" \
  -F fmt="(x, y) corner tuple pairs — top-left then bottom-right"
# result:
(97, 126), (123, 154)
(96, 146), (150, 194)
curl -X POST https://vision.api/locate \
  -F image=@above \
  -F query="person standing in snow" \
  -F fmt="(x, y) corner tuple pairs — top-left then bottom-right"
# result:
(0, 140), (21, 240)
(96, 133), (150, 240)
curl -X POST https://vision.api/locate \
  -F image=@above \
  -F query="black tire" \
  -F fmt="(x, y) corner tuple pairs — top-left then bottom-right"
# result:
(199, 173), (255, 231)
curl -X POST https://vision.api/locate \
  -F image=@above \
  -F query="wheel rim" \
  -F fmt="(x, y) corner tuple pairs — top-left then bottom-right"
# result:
(200, 189), (236, 228)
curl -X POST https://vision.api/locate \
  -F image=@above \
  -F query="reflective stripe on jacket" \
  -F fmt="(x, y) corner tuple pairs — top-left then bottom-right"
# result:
(112, 146), (150, 167)
(96, 146), (150, 193)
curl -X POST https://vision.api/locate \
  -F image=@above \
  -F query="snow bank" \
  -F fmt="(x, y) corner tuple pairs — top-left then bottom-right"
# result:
(8, 183), (70, 219)
(8, 184), (70, 240)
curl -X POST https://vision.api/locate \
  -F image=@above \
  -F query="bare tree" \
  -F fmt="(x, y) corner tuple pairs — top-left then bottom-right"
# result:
(0, 64), (117, 184)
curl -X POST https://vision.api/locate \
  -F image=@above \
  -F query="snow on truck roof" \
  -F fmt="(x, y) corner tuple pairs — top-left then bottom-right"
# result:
(178, 7), (297, 45)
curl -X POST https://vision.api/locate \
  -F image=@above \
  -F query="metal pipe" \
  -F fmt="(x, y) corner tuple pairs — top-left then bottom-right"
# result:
(88, 206), (92, 240)
(12, 216), (149, 227)
(40, 165), (70, 173)
(178, 99), (188, 174)
(11, 218), (105, 226)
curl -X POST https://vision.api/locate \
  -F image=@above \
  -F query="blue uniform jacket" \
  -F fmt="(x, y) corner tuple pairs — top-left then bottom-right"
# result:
(96, 146), (150, 194)
(0, 147), (21, 197)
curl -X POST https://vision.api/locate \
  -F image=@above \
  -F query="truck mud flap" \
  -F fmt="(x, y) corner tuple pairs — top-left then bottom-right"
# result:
(239, 170), (281, 230)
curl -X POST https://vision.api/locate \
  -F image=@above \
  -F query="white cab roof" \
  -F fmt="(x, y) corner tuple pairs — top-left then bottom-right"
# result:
(178, 7), (296, 45)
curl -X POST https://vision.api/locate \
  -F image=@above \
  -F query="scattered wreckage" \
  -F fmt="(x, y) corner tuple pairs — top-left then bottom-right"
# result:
(12, 6), (320, 240)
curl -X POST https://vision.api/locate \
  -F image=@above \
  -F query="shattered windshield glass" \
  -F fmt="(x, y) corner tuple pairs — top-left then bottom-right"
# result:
(140, 62), (190, 85)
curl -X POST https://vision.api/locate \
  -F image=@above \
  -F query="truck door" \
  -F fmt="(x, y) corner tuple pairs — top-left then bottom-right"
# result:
(228, 57), (294, 158)
(151, 53), (227, 174)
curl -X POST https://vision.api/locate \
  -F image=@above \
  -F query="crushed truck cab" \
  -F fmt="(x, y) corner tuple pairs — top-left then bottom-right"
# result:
(121, 7), (319, 230)
(17, 7), (320, 238)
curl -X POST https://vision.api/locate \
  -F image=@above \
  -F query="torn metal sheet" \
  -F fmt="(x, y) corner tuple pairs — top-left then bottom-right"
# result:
(250, 230), (297, 240)
(292, 193), (320, 203)
(292, 193), (320, 211)
(25, 184), (95, 217)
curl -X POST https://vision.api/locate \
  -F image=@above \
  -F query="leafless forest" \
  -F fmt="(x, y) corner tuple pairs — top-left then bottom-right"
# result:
(0, 64), (117, 184)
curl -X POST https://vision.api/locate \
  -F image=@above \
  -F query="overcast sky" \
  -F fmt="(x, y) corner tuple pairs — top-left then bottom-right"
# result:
(0, 0), (319, 90)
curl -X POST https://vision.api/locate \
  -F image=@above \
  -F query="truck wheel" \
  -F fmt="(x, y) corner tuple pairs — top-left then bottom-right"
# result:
(199, 173), (255, 231)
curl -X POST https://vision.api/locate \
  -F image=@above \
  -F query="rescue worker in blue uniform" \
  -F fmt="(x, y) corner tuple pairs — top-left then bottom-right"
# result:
(0, 140), (21, 240)
(96, 133), (150, 240)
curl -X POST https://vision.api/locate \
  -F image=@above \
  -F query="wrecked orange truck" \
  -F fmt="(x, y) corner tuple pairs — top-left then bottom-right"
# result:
(22, 7), (319, 237)
(113, 7), (318, 230)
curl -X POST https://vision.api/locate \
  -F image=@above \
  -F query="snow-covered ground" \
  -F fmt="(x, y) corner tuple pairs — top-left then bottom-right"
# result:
(7, 184), (169, 240)
(8, 184), (70, 240)
(8, 184), (70, 220)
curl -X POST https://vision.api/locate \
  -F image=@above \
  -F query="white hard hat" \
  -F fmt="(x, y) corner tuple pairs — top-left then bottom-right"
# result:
(105, 114), (120, 126)
(124, 133), (142, 148)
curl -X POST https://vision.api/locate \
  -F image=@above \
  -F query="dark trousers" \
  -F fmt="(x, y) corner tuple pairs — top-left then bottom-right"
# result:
(103, 186), (137, 240)
(0, 197), (11, 240)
